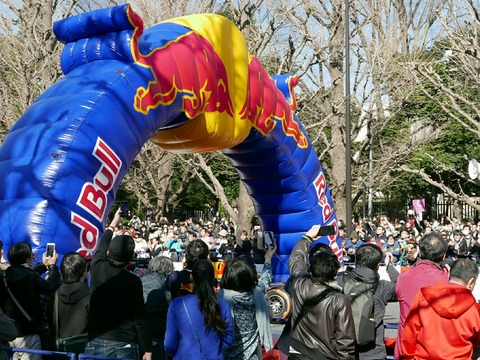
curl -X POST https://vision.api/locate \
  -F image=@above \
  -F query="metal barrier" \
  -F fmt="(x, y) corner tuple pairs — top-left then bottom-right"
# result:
(0, 346), (76, 360)
(78, 354), (131, 360)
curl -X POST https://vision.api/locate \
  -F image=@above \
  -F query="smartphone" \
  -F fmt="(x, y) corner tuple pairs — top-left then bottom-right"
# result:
(256, 230), (264, 249)
(264, 231), (275, 248)
(46, 243), (55, 257)
(317, 225), (336, 236)
(120, 201), (129, 216)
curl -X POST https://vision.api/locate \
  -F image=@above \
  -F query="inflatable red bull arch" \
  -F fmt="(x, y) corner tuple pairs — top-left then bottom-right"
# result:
(0, 4), (341, 281)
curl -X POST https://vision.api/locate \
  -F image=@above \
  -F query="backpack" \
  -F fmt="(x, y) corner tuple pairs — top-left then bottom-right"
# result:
(343, 273), (378, 345)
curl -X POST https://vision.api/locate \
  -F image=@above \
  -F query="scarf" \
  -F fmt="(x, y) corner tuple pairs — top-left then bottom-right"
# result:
(220, 287), (274, 352)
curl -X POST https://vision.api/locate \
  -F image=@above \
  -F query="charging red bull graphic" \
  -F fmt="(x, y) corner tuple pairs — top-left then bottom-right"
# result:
(0, 4), (340, 281)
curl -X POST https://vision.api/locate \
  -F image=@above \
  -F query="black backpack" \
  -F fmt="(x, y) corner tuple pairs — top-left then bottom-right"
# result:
(343, 273), (378, 345)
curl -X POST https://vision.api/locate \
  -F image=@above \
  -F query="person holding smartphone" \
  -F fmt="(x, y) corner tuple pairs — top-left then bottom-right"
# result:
(0, 242), (60, 360)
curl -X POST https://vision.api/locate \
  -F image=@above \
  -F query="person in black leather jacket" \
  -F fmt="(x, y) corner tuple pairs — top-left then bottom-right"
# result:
(289, 225), (355, 360)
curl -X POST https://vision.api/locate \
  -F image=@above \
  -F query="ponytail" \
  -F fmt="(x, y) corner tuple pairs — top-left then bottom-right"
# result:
(192, 259), (227, 334)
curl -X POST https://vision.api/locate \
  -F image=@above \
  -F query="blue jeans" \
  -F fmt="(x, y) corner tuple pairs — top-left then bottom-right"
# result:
(84, 338), (139, 360)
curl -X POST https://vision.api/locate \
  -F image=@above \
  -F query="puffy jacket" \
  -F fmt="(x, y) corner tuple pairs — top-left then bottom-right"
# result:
(400, 281), (480, 360)
(289, 236), (355, 359)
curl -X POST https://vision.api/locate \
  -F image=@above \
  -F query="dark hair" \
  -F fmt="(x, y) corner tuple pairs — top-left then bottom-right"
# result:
(309, 242), (334, 259)
(310, 252), (340, 283)
(221, 256), (257, 292)
(8, 242), (32, 266)
(450, 258), (479, 284)
(355, 244), (382, 270)
(185, 240), (209, 270)
(60, 252), (87, 284)
(192, 259), (227, 333)
(419, 233), (447, 263)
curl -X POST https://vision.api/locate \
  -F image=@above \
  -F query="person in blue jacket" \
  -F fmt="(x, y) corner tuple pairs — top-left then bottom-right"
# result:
(164, 259), (233, 359)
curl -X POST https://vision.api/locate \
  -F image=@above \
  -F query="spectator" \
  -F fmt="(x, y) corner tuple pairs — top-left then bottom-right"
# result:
(46, 252), (89, 350)
(447, 229), (468, 259)
(373, 225), (387, 245)
(395, 232), (449, 359)
(400, 258), (480, 360)
(218, 244), (276, 359)
(0, 242), (60, 360)
(234, 231), (252, 256)
(337, 244), (399, 359)
(0, 307), (17, 360)
(165, 231), (184, 261)
(0, 240), (9, 271)
(164, 259), (234, 359)
(85, 208), (152, 360)
(140, 225), (150, 243)
(218, 232), (235, 262)
(339, 226), (350, 251)
(166, 240), (209, 300)
(382, 234), (401, 264)
(251, 230), (266, 264)
(134, 232), (149, 259)
(148, 237), (163, 258)
(141, 256), (174, 360)
(288, 225), (355, 359)
(344, 230), (364, 264)
(129, 214), (142, 229)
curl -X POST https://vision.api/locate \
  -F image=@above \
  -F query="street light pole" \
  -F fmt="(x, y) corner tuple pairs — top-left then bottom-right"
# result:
(345, 0), (352, 235)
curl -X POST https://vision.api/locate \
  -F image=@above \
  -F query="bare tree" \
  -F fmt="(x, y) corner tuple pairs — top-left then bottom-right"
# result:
(399, 1), (480, 219)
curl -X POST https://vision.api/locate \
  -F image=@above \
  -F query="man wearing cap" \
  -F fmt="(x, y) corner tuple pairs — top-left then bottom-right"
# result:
(86, 208), (152, 360)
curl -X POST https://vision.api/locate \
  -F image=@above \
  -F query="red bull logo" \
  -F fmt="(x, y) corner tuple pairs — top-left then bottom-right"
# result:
(314, 171), (342, 261)
(240, 57), (308, 148)
(179, 282), (194, 293)
(72, 137), (122, 258)
(127, 7), (233, 119)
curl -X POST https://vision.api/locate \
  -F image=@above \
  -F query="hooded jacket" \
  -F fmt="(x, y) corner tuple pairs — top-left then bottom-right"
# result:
(47, 282), (90, 339)
(337, 263), (398, 360)
(395, 260), (449, 359)
(400, 281), (480, 360)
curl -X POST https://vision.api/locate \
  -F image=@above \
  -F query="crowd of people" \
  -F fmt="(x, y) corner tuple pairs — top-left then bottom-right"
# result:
(1, 208), (480, 360)
(340, 215), (480, 266)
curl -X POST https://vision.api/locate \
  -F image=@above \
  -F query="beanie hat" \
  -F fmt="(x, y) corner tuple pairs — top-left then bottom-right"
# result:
(108, 235), (135, 263)
(350, 230), (358, 239)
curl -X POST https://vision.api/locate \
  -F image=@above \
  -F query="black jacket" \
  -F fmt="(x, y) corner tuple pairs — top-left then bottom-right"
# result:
(337, 265), (398, 360)
(141, 272), (169, 339)
(289, 236), (356, 359)
(88, 229), (152, 352)
(47, 282), (90, 339)
(1, 264), (60, 336)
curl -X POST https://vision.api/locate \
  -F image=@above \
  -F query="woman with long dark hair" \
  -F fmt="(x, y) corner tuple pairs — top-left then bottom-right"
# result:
(164, 259), (233, 359)
(218, 244), (276, 359)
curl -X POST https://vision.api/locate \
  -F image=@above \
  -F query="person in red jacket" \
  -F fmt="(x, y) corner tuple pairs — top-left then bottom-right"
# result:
(395, 233), (449, 359)
(400, 258), (480, 360)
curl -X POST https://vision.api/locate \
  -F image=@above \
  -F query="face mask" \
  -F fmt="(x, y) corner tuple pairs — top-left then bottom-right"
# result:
(463, 229), (470, 236)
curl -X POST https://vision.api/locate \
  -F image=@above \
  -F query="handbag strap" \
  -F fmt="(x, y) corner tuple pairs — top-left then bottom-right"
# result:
(182, 298), (207, 360)
(54, 290), (60, 342)
(1, 270), (33, 322)
(292, 286), (337, 331)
